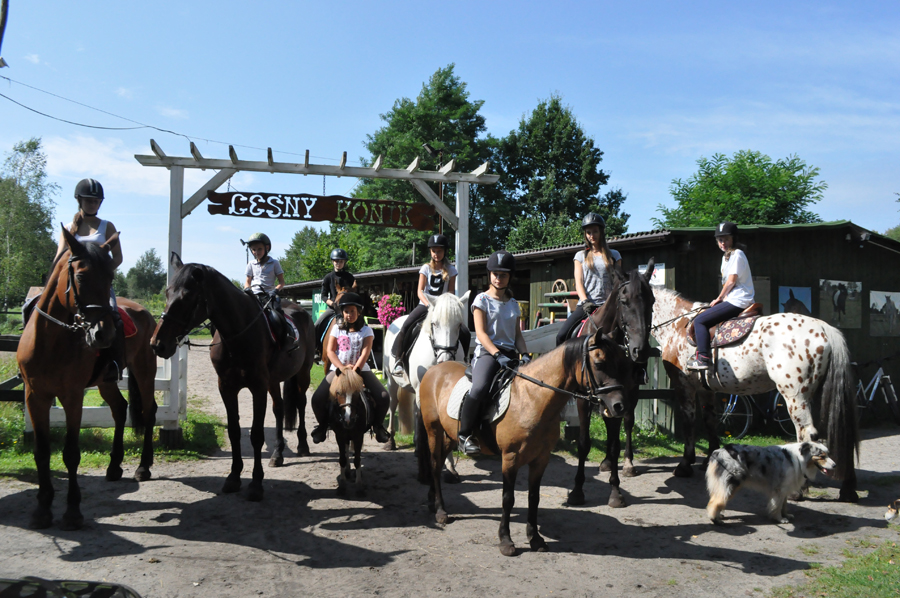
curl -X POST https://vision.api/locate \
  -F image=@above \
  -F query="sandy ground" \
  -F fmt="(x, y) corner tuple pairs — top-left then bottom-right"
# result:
(0, 345), (898, 598)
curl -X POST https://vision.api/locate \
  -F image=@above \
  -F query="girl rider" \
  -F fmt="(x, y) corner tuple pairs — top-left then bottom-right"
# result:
(390, 233), (470, 374)
(309, 292), (391, 444)
(686, 222), (755, 370)
(457, 250), (529, 456)
(51, 178), (125, 382)
(555, 213), (622, 346)
(243, 232), (285, 311)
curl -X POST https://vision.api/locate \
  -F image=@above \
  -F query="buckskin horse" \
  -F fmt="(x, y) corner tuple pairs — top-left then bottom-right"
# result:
(17, 228), (159, 529)
(150, 253), (315, 501)
(416, 330), (631, 556)
(650, 286), (859, 501)
(567, 259), (655, 508)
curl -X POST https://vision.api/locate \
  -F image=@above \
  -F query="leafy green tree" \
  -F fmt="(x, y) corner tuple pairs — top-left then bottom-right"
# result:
(654, 150), (825, 228)
(279, 225), (351, 281)
(0, 138), (58, 308)
(113, 270), (129, 297)
(883, 193), (900, 242)
(126, 248), (166, 298)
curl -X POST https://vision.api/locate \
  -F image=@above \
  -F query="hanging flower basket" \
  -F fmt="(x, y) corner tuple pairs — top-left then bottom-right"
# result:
(376, 294), (406, 328)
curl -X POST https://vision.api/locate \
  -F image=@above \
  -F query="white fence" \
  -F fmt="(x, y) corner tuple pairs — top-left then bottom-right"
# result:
(24, 345), (189, 432)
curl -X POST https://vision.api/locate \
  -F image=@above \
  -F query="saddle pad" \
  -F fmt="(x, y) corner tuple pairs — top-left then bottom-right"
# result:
(712, 315), (759, 348)
(264, 313), (299, 346)
(118, 307), (137, 338)
(438, 376), (511, 423)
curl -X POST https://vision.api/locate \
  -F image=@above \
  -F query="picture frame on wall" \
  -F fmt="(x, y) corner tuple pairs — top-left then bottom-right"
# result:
(819, 279), (861, 329)
(869, 291), (900, 337)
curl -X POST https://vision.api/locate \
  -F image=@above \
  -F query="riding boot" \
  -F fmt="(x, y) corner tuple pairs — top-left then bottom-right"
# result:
(457, 394), (482, 455)
(103, 317), (126, 382)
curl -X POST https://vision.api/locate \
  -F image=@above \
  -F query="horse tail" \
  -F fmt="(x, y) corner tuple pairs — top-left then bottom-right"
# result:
(818, 322), (859, 480)
(414, 404), (432, 485)
(128, 368), (146, 438)
(284, 373), (300, 432)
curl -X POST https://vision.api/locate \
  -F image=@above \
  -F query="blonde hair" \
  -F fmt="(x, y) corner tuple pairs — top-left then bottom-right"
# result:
(430, 255), (451, 281)
(582, 229), (614, 273)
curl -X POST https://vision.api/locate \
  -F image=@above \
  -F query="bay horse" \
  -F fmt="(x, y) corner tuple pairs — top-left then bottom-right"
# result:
(150, 253), (315, 501)
(326, 368), (375, 496)
(417, 330), (631, 556)
(17, 228), (158, 529)
(650, 286), (859, 501)
(383, 291), (470, 467)
(567, 259), (655, 508)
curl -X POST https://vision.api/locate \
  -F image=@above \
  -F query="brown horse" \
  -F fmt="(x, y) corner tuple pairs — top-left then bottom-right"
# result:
(416, 330), (631, 556)
(326, 369), (374, 496)
(150, 253), (315, 501)
(17, 228), (158, 530)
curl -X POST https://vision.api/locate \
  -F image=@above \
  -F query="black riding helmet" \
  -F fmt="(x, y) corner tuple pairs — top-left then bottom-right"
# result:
(74, 178), (104, 201)
(330, 248), (349, 261)
(487, 250), (515, 273)
(581, 212), (605, 230)
(427, 234), (449, 248)
(715, 222), (738, 237)
(338, 292), (365, 309)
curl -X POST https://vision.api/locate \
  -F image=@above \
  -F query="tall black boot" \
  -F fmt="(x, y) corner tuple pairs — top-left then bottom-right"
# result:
(457, 395), (482, 455)
(104, 318), (126, 382)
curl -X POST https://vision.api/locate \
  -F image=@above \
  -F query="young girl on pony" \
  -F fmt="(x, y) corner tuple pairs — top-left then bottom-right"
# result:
(310, 292), (391, 444)
(556, 212), (622, 345)
(457, 250), (528, 455)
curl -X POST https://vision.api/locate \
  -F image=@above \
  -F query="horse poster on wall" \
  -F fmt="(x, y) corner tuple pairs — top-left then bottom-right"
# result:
(778, 286), (812, 315)
(869, 291), (900, 337)
(819, 279), (861, 328)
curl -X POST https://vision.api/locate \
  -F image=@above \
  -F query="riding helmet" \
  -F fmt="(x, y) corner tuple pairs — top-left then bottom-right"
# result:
(74, 178), (104, 201)
(330, 248), (349, 261)
(581, 212), (605, 230)
(715, 222), (738, 237)
(427, 234), (449, 249)
(247, 232), (271, 249)
(487, 250), (515, 273)
(338, 292), (365, 309)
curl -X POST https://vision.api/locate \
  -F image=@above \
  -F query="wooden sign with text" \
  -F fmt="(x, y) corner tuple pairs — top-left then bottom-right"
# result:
(206, 192), (436, 231)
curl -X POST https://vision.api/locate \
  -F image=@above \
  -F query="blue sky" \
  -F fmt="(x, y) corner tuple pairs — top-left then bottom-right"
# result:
(1, 1), (898, 281)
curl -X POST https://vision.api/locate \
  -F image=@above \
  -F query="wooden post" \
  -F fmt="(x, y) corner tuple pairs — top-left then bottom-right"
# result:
(455, 183), (469, 299)
(162, 165), (185, 448)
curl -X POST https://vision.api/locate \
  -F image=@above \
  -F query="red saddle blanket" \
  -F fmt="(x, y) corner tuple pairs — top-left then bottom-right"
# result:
(119, 307), (137, 338)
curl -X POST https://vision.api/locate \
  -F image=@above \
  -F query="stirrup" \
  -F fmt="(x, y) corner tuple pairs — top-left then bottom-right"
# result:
(458, 434), (480, 456)
(391, 360), (404, 376)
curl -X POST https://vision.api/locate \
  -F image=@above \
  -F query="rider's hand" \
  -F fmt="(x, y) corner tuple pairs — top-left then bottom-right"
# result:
(709, 298), (721, 307)
(494, 353), (513, 369)
(582, 300), (597, 314)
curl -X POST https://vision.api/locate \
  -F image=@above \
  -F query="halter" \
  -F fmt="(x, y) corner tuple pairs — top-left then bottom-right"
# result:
(36, 254), (113, 334)
(429, 321), (461, 360)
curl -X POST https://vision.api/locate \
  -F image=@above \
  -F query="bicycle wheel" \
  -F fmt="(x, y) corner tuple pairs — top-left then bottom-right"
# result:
(771, 392), (796, 439)
(715, 394), (753, 440)
(880, 376), (900, 425)
(855, 384), (876, 428)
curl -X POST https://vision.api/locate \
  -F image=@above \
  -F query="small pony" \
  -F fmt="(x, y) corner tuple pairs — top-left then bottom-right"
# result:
(328, 369), (374, 496)
(706, 441), (836, 525)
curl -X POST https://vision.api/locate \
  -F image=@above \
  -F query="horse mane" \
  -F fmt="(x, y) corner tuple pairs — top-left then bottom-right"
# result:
(423, 293), (465, 330)
(172, 261), (224, 289)
(330, 369), (365, 398)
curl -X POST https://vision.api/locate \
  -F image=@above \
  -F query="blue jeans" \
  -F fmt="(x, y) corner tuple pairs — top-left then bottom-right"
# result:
(693, 302), (743, 357)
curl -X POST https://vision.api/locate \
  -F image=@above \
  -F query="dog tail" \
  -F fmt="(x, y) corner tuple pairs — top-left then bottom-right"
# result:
(819, 323), (860, 480)
(705, 449), (732, 521)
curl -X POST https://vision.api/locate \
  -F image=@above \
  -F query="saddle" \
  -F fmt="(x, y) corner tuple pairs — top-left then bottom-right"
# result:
(688, 303), (763, 349)
(249, 291), (298, 352)
(399, 318), (425, 374)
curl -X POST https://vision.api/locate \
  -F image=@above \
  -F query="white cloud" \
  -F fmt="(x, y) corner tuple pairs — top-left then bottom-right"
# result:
(157, 106), (189, 119)
(116, 87), (135, 100)
(24, 54), (40, 64)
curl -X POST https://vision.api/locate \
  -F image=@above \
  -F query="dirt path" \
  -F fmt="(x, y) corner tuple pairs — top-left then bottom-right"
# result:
(0, 347), (897, 598)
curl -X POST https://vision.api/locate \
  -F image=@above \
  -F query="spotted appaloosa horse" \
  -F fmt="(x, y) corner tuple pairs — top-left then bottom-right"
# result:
(651, 286), (860, 502)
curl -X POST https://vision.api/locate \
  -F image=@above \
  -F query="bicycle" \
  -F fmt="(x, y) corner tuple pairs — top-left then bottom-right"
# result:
(714, 391), (796, 440)
(851, 360), (900, 426)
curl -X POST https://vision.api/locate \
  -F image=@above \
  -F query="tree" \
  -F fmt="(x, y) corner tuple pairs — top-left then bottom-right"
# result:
(884, 193), (900, 242)
(279, 225), (345, 282)
(113, 270), (128, 297)
(126, 248), (166, 298)
(0, 138), (58, 308)
(654, 150), (825, 228)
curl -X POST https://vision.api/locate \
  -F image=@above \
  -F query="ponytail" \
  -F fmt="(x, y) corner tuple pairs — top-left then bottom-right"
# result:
(69, 211), (84, 235)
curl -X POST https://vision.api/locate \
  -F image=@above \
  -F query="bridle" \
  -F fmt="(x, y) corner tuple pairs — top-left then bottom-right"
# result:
(158, 284), (264, 348)
(36, 254), (113, 334)
(429, 321), (461, 361)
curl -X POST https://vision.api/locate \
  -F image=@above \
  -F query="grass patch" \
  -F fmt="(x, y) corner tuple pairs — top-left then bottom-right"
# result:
(771, 540), (900, 598)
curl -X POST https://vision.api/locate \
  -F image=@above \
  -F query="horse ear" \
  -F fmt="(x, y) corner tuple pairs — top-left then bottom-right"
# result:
(459, 290), (471, 306)
(642, 257), (656, 284)
(424, 292), (440, 306)
(61, 224), (86, 257)
(100, 231), (120, 255)
(611, 263), (626, 287)
(170, 252), (184, 271)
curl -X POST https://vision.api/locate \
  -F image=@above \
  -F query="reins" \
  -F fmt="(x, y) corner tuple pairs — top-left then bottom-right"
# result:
(160, 284), (267, 349)
(651, 306), (705, 332)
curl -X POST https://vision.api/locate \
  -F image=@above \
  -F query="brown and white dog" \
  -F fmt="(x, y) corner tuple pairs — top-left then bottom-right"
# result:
(886, 499), (900, 523)
(706, 441), (836, 524)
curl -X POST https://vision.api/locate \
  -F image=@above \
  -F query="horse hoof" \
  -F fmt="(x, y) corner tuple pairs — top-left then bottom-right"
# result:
(622, 466), (637, 478)
(788, 491), (804, 502)
(442, 471), (460, 484)
(106, 466), (123, 482)
(608, 494), (627, 509)
(598, 460), (612, 473)
(530, 538), (548, 552)
(673, 463), (694, 478)
(60, 511), (84, 531)
(435, 510), (449, 525)
(839, 490), (859, 503)
(296, 444), (311, 457)
(567, 490), (585, 506)
(30, 511), (53, 530)
(499, 542), (517, 557)
(222, 477), (242, 494)
(134, 467), (152, 482)
(268, 456), (284, 468)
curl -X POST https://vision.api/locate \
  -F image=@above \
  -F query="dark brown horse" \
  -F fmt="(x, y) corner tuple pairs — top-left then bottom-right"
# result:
(568, 259), (655, 508)
(150, 253), (315, 501)
(417, 330), (631, 556)
(17, 228), (158, 529)
(326, 369), (374, 496)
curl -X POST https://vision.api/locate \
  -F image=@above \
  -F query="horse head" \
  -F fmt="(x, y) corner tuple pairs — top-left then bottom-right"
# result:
(58, 226), (118, 350)
(151, 252), (210, 359)
(580, 329), (631, 418)
(423, 290), (470, 364)
(329, 368), (366, 430)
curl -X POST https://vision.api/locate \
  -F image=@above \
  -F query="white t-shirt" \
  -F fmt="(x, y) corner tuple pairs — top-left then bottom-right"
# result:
(574, 248), (622, 305)
(418, 262), (458, 302)
(330, 325), (374, 371)
(471, 292), (520, 359)
(721, 249), (754, 309)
